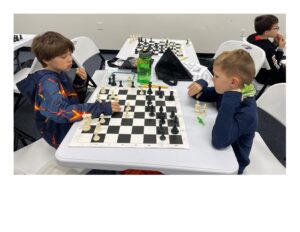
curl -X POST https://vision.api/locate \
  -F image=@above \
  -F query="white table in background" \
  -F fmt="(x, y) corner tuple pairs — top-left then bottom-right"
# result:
(14, 34), (36, 51)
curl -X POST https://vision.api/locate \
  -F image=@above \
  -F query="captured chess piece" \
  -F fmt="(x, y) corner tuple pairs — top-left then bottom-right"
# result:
(100, 86), (106, 94)
(111, 74), (117, 86)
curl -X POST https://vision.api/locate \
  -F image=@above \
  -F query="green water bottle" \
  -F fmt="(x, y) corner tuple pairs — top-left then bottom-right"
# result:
(137, 50), (152, 84)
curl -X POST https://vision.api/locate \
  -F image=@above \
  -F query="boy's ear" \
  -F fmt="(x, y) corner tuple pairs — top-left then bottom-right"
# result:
(231, 76), (241, 88)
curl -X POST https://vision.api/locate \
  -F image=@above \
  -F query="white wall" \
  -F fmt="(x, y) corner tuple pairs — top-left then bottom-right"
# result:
(14, 14), (286, 53)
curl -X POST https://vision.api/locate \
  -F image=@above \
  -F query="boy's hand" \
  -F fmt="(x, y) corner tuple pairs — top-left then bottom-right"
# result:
(111, 101), (121, 112)
(275, 34), (286, 49)
(76, 67), (87, 81)
(187, 82), (203, 98)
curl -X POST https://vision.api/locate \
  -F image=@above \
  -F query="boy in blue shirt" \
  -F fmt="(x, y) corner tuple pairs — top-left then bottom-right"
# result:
(188, 49), (257, 174)
(17, 31), (121, 148)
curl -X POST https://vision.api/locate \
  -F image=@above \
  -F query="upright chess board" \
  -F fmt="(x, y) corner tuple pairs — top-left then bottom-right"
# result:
(69, 87), (189, 149)
(133, 38), (186, 58)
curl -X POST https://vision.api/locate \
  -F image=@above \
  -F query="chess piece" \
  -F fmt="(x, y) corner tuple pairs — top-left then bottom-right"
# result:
(128, 76), (132, 87)
(139, 86), (144, 95)
(160, 130), (166, 141)
(82, 113), (92, 132)
(170, 110), (175, 119)
(119, 80), (123, 87)
(158, 121), (164, 134)
(96, 93), (102, 103)
(125, 107), (130, 118)
(125, 102), (131, 111)
(131, 80), (135, 88)
(186, 38), (190, 46)
(100, 86), (106, 94)
(108, 77), (112, 85)
(195, 101), (201, 114)
(168, 91), (174, 101)
(99, 114), (105, 124)
(93, 134), (100, 141)
(171, 123), (179, 135)
(149, 105), (155, 117)
(111, 74), (117, 86)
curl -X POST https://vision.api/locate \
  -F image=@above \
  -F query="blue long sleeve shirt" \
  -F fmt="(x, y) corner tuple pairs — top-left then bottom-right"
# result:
(195, 79), (258, 173)
(17, 70), (112, 148)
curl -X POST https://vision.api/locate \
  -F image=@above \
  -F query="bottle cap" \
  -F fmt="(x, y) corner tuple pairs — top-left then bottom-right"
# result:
(139, 49), (152, 59)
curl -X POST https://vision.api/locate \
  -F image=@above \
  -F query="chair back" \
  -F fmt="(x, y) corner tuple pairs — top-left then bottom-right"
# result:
(71, 36), (100, 67)
(214, 40), (266, 76)
(256, 83), (286, 126)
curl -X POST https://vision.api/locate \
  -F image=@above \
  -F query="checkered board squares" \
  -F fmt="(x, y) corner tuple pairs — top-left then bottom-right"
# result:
(69, 87), (189, 149)
(133, 38), (185, 58)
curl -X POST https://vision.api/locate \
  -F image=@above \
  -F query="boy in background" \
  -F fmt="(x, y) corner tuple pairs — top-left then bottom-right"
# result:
(247, 14), (286, 85)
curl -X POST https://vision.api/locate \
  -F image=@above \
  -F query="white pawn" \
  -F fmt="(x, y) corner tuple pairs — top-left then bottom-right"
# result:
(139, 86), (144, 95)
(100, 86), (106, 94)
(125, 102), (131, 111)
(125, 107), (130, 118)
(99, 114), (105, 124)
(195, 101), (201, 114)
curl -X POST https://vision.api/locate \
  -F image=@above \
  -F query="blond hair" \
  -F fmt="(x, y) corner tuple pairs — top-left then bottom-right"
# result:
(213, 49), (255, 86)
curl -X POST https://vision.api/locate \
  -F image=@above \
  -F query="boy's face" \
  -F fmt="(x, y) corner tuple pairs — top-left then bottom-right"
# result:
(212, 65), (236, 94)
(264, 23), (280, 38)
(43, 51), (73, 72)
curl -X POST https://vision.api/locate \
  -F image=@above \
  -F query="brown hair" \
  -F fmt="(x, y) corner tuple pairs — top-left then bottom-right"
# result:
(213, 49), (255, 86)
(254, 14), (279, 35)
(31, 31), (74, 67)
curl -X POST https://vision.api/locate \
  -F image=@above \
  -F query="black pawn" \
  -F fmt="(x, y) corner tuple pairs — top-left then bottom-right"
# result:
(169, 91), (174, 101)
(149, 105), (155, 117)
(160, 131), (166, 141)
(108, 77), (112, 85)
(159, 106), (164, 117)
(19, 34), (23, 39)
(131, 81), (135, 88)
(147, 82), (153, 95)
(119, 80), (123, 87)
(171, 123), (179, 135)
(170, 110), (175, 118)
(159, 90), (164, 99)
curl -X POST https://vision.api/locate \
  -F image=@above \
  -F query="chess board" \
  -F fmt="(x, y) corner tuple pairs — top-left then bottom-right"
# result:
(133, 38), (186, 58)
(69, 87), (189, 149)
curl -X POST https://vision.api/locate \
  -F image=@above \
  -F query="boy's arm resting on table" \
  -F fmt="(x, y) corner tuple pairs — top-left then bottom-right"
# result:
(194, 79), (220, 102)
(211, 91), (248, 149)
(39, 78), (112, 123)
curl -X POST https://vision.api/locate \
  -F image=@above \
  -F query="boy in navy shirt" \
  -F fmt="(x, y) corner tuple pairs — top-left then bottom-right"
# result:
(17, 31), (121, 148)
(188, 49), (257, 174)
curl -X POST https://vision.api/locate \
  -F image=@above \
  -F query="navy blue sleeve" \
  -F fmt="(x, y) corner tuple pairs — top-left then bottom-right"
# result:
(194, 79), (220, 102)
(211, 91), (245, 149)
